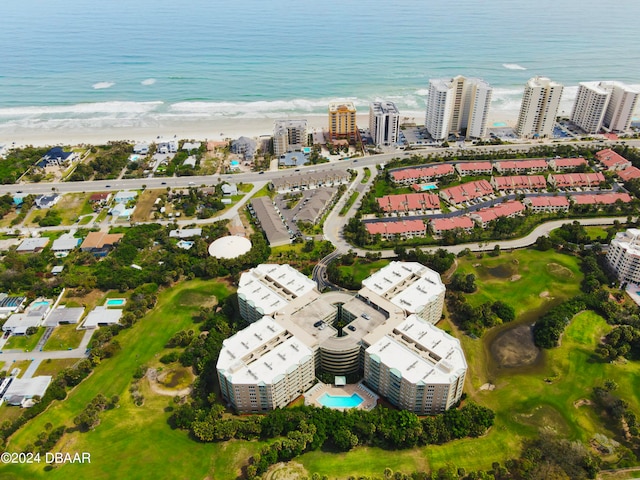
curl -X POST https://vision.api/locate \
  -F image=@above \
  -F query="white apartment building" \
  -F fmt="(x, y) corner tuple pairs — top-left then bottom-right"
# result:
(607, 229), (640, 285)
(369, 101), (400, 146)
(571, 82), (611, 134)
(363, 316), (467, 415)
(601, 82), (640, 132)
(217, 317), (315, 412)
(425, 76), (492, 140)
(273, 119), (309, 156)
(515, 76), (564, 138)
(237, 264), (317, 323)
(222, 261), (463, 413)
(361, 261), (445, 325)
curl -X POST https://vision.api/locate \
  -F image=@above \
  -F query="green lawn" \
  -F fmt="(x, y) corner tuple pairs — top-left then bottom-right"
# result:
(339, 191), (359, 216)
(4, 328), (46, 351)
(298, 311), (640, 478)
(338, 258), (390, 285)
(583, 225), (609, 241)
(34, 358), (80, 377)
(42, 325), (86, 351)
(3, 279), (256, 480)
(454, 249), (583, 316)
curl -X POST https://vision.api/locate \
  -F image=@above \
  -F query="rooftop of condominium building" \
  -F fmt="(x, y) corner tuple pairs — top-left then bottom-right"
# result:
(366, 315), (467, 384)
(238, 264), (317, 316)
(525, 76), (563, 89)
(610, 229), (640, 255)
(217, 316), (313, 385)
(274, 119), (308, 133)
(370, 101), (399, 114)
(329, 101), (356, 112)
(361, 261), (445, 315)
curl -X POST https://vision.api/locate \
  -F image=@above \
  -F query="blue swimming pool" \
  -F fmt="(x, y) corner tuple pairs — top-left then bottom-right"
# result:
(105, 298), (126, 307)
(493, 122), (507, 127)
(420, 184), (437, 191)
(31, 301), (50, 308)
(318, 393), (364, 409)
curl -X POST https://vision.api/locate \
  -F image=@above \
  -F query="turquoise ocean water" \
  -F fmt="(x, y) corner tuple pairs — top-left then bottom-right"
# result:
(0, 0), (639, 131)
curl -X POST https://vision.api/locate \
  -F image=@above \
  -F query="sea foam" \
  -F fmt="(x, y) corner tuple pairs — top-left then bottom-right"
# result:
(92, 82), (115, 90)
(141, 78), (156, 86)
(502, 64), (527, 71)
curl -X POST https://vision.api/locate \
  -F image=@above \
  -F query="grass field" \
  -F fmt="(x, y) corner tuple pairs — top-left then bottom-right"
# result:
(339, 191), (359, 216)
(131, 189), (162, 222)
(4, 328), (46, 351)
(298, 311), (640, 478)
(583, 225), (610, 241)
(337, 258), (390, 285)
(42, 325), (86, 351)
(34, 358), (80, 377)
(2, 279), (260, 480)
(454, 249), (583, 316)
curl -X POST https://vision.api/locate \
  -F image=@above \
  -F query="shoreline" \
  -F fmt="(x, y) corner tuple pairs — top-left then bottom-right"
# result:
(0, 111), (521, 149)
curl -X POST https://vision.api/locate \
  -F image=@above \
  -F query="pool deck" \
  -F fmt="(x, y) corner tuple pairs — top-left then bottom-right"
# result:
(304, 381), (379, 411)
(625, 284), (640, 307)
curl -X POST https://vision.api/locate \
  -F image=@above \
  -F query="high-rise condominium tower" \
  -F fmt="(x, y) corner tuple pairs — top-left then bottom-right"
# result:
(425, 76), (492, 141)
(369, 101), (400, 146)
(515, 76), (563, 138)
(328, 101), (357, 141)
(273, 119), (308, 156)
(571, 82), (611, 134)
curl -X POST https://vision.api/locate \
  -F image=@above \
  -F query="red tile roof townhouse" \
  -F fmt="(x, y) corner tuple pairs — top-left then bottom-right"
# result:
(377, 193), (440, 213)
(439, 180), (493, 205)
(547, 157), (587, 171)
(454, 161), (493, 176)
(494, 159), (548, 174)
(389, 164), (454, 184)
(571, 193), (632, 205)
(470, 201), (525, 227)
(490, 175), (547, 191)
(596, 149), (631, 171)
(430, 216), (475, 236)
(548, 172), (605, 188)
(617, 166), (640, 182)
(365, 220), (427, 239)
(523, 195), (570, 212)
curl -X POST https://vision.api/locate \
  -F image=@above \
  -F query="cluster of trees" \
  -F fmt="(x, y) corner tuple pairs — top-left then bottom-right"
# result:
(0, 246), (58, 297)
(0, 146), (50, 184)
(24, 424), (66, 456)
(173, 401), (494, 478)
(532, 296), (586, 348)
(597, 325), (640, 361)
(449, 273), (476, 293)
(592, 381), (639, 439)
(73, 394), (118, 432)
(170, 187), (226, 218)
(0, 193), (15, 219)
(34, 208), (62, 227)
(87, 142), (131, 180)
(394, 247), (455, 274)
(447, 293), (515, 336)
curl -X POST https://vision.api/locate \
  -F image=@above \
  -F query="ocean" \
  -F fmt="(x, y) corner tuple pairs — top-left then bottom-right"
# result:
(0, 0), (639, 135)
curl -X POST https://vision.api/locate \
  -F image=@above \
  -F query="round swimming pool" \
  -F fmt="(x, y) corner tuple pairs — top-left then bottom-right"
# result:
(318, 393), (364, 409)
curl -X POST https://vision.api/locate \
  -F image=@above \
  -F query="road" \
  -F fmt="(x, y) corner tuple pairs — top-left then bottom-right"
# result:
(2, 138), (638, 197)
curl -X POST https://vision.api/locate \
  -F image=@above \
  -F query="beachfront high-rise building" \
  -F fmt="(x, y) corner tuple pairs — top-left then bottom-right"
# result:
(328, 101), (358, 142)
(424, 76), (493, 141)
(606, 229), (640, 285)
(571, 82), (611, 134)
(515, 76), (564, 138)
(369, 101), (400, 147)
(273, 119), (309, 156)
(601, 82), (640, 132)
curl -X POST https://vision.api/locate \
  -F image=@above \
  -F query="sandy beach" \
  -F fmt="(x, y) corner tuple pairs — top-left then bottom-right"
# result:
(0, 110), (520, 149)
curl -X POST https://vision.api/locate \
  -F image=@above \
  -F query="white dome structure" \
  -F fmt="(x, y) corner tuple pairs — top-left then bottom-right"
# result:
(208, 236), (252, 259)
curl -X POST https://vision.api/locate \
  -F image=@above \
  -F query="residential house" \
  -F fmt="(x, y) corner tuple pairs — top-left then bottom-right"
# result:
(439, 180), (493, 205)
(109, 203), (135, 220)
(182, 142), (201, 152)
(133, 143), (149, 155)
(490, 175), (547, 192)
(571, 193), (632, 206)
(35, 194), (59, 209)
(51, 233), (80, 257)
(494, 159), (548, 174)
(617, 166), (640, 182)
(455, 161), (493, 176)
(596, 149), (631, 171)
(156, 140), (178, 154)
(523, 195), (570, 213)
(80, 232), (124, 256)
(37, 147), (77, 168)
(16, 237), (49, 254)
(547, 172), (605, 189)
(429, 216), (474, 237)
(221, 183), (238, 196)
(89, 192), (111, 206)
(470, 201), (525, 228)
(113, 190), (138, 203)
(377, 193), (440, 215)
(548, 157), (588, 171)
(169, 228), (202, 239)
(389, 164), (454, 184)
(365, 220), (427, 240)
(231, 136), (258, 160)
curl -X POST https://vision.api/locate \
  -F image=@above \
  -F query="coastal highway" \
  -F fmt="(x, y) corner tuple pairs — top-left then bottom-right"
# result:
(1, 138), (638, 196)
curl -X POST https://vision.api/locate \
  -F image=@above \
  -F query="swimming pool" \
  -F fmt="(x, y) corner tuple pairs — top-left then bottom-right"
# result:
(493, 122), (507, 127)
(230, 160), (240, 166)
(318, 393), (364, 409)
(31, 301), (50, 308)
(419, 183), (438, 191)
(105, 298), (126, 307)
